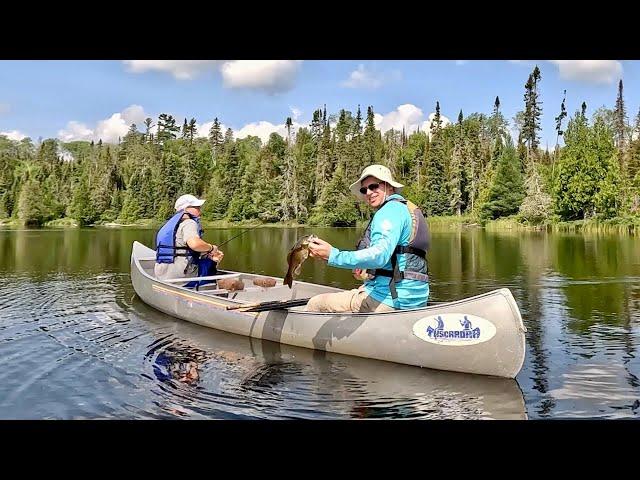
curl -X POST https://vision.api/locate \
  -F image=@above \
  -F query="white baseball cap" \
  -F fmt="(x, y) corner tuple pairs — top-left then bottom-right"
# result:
(349, 164), (404, 200)
(174, 194), (205, 211)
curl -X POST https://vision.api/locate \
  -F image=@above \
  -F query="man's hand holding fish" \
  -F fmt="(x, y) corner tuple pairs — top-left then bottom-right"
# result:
(307, 237), (332, 261)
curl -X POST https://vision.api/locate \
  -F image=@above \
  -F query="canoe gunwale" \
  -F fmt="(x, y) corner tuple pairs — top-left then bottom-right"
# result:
(133, 247), (521, 319)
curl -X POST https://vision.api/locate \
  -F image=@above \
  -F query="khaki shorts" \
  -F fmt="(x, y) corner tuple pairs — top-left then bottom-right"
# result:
(305, 288), (396, 313)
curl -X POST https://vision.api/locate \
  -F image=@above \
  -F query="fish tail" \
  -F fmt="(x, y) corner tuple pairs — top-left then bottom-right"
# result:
(284, 269), (293, 288)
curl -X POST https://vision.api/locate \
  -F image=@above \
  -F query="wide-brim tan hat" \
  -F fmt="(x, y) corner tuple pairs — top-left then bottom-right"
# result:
(349, 164), (404, 200)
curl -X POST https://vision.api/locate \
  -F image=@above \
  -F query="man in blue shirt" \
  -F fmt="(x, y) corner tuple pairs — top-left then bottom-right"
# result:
(306, 165), (430, 313)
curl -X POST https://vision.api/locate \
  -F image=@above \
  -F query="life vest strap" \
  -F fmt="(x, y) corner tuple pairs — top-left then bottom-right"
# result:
(395, 245), (426, 258)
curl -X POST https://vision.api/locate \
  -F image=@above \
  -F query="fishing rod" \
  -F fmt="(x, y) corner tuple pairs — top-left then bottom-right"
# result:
(215, 224), (264, 248)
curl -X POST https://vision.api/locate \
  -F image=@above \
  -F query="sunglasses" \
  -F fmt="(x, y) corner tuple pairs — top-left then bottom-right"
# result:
(359, 182), (383, 195)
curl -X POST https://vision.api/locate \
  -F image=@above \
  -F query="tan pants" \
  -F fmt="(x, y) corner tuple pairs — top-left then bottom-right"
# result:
(305, 288), (396, 313)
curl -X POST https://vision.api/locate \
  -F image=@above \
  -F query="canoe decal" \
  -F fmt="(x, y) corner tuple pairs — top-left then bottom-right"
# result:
(412, 314), (496, 346)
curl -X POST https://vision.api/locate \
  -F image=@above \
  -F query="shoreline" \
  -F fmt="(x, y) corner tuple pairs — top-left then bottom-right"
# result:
(1, 215), (638, 235)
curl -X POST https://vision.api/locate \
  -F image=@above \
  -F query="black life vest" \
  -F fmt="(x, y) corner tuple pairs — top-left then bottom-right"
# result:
(356, 197), (430, 299)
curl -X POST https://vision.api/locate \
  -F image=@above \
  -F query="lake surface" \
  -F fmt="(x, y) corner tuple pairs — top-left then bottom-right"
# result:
(1, 226), (638, 419)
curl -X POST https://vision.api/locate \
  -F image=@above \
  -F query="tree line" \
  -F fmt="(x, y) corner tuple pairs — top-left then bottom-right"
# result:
(2, 66), (639, 227)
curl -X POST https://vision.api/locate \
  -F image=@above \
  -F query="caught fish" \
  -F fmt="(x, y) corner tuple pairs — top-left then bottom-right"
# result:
(284, 234), (317, 288)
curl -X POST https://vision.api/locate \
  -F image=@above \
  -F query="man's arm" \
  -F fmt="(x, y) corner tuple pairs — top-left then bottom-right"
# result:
(327, 205), (404, 270)
(183, 220), (224, 262)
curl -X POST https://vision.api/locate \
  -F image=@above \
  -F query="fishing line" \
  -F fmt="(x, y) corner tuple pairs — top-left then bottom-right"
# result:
(216, 224), (263, 248)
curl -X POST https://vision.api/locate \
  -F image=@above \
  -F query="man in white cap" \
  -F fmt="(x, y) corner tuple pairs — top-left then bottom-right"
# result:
(306, 165), (430, 312)
(154, 194), (224, 285)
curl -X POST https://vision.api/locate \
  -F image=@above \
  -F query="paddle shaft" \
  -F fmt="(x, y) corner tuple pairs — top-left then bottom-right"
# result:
(240, 299), (311, 312)
(227, 297), (311, 312)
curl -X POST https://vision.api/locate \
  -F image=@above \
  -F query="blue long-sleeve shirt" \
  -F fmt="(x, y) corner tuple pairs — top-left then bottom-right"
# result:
(328, 194), (429, 309)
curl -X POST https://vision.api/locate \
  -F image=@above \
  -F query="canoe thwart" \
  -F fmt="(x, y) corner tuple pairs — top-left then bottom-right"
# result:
(162, 273), (241, 284)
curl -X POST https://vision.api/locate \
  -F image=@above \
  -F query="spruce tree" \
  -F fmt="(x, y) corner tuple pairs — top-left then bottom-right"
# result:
(614, 79), (628, 150)
(422, 102), (449, 216)
(480, 140), (525, 220)
(448, 110), (465, 216)
(208, 117), (223, 160)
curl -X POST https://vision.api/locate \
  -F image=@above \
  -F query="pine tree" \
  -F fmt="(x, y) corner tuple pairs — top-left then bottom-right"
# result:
(449, 110), (465, 215)
(309, 163), (358, 226)
(634, 107), (640, 140)
(354, 105), (362, 136)
(121, 124), (142, 153)
(363, 106), (378, 165)
(143, 117), (154, 143)
(614, 79), (628, 150)
(554, 90), (568, 152)
(314, 122), (333, 200)
(480, 140), (525, 220)
(68, 174), (96, 225)
(592, 118), (622, 218)
(17, 177), (47, 226)
(519, 163), (553, 224)
(464, 116), (483, 214)
(0, 152), (18, 218)
(310, 108), (324, 141)
(208, 117), (224, 161)
(522, 66), (543, 157)
(188, 118), (197, 144)
(119, 171), (143, 223)
(224, 127), (234, 145)
(553, 113), (621, 219)
(157, 114), (179, 144)
(423, 101), (449, 215)
(488, 95), (508, 146)
(281, 116), (299, 220)
(252, 133), (286, 222)
(182, 118), (189, 139)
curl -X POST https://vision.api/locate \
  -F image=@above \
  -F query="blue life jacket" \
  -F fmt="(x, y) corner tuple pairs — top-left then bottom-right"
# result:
(156, 210), (202, 264)
(155, 210), (216, 289)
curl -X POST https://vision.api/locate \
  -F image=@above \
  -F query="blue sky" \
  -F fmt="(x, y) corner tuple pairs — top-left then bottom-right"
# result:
(0, 60), (637, 149)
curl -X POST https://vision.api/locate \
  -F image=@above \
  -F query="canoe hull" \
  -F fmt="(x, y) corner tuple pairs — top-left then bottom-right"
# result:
(131, 241), (526, 378)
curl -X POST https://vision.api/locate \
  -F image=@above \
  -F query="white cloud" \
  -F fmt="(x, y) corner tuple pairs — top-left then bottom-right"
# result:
(58, 105), (153, 144)
(121, 104), (148, 126)
(548, 60), (622, 85)
(0, 103), (9, 114)
(342, 64), (401, 89)
(455, 60), (467, 66)
(220, 60), (302, 94)
(124, 60), (304, 93)
(123, 60), (222, 80)
(289, 106), (302, 120)
(234, 120), (304, 144)
(1, 130), (28, 141)
(95, 113), (136, 144)
(373, 104), (451, 137)
(196, 117), (300, 144)
(58, 121), (94, 142)
(374, 104), (424, 132)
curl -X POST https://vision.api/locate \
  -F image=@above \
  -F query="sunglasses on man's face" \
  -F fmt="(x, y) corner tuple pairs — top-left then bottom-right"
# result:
(359, 183), (382, 195)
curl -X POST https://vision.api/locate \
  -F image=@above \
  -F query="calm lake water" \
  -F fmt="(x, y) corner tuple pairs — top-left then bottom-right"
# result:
(0, 226), (638, 419)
